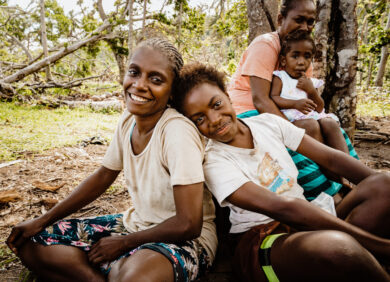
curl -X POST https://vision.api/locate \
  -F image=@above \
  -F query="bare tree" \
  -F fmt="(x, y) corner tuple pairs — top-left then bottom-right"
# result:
(40, 0), (52, 81)
(314, 0), (358, 139)
(142, 0), (147, 39)
(374, 9), (390, 87)
(128, 0), (134, 64)
(246, 0), (279, 43)
(0, 20), (113, 85)
(177, 0), (183, 50)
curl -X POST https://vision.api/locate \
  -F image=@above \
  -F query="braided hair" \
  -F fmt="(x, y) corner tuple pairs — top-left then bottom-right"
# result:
(136, 38), (184, 83)
(280, 0), (315, 17)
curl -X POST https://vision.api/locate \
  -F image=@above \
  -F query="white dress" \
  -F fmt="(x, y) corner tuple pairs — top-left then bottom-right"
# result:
(273, 70), (338, 122)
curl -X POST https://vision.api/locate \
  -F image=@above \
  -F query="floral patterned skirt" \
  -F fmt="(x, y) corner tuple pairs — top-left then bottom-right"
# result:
(31, 214), (210, 282)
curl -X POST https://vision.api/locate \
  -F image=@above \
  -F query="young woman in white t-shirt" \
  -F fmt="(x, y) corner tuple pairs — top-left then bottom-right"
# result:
(7, 39), (217, 282)
(172, 63), (390, 282)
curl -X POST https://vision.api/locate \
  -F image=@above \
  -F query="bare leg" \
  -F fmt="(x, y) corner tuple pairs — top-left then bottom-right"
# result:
(318, 117), (353, 187)
(18, 241), (105, 282)
(293, 119), (323, 143)
(108, 249), (174, 282)
(336, 173), (390, 238)
(318, 118), (349, 154)
(293, 119), (344, 184)
(272, 230), (389, 282)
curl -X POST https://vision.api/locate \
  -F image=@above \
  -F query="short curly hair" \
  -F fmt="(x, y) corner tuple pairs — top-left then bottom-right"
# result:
(172, 63), (227, 112)
(280, 30), (315, 57)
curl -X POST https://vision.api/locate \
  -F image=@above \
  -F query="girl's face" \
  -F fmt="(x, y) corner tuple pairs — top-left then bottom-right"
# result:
(182, 83), (239, 144)
(278, 1), (316, 38)
(123, 46), (174, 117)
(281, 40), (313, 78)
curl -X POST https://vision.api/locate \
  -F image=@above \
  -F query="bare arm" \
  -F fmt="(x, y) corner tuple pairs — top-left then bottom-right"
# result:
(250, 76), (287, 119)
(297, 75), (324, 112)
(7, 166), (120, 253)
(88, 182), (205, 264)
(296, 135), (374, 184)
(227, 182), (390, 259)
(270, 75), (317, 114)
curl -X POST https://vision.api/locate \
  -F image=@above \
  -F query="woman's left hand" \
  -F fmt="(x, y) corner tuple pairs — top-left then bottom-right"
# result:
(88, 235), (132, 265)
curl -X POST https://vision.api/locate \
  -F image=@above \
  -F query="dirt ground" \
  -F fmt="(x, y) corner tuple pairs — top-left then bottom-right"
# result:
(0, 116), (389, 281)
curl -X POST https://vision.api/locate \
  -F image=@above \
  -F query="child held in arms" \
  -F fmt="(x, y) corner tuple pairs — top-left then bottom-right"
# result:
(270, 30), (349, 157)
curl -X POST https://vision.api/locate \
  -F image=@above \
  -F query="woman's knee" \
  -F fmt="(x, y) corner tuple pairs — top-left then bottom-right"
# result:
(361, 173), (390, 195)
(318, 118), (339, 135)
(273, 231), (387, 281)
(284, 231), (375, 269)
(294, 119), (322, 140)
(109, 250), (174, 282)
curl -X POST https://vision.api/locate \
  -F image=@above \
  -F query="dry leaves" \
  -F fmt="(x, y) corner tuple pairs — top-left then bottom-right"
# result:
(0, 190), (21, 203)
(32, 180), (65, 192)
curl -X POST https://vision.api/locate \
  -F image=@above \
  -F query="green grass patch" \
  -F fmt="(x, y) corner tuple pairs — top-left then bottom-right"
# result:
(356, 86), (390, 117)
(0, 102), (121, 161)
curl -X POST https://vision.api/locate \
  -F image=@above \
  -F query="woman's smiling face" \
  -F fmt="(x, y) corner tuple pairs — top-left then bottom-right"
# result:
(182, 83), (239, 144)
(123, 46), (174, 117)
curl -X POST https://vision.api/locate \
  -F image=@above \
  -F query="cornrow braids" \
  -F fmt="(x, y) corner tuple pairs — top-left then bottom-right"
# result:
(136, 38), (184, 81)
(172, 63), (227, 112)
(280, 30), (315, 57)
(280, 0), (315, 17)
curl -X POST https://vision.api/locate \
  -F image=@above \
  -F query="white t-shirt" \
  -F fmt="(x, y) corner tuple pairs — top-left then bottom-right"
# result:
(102, 108), (217, 260)
(273, 70), (324, 101)
(204, 113), (306, 233)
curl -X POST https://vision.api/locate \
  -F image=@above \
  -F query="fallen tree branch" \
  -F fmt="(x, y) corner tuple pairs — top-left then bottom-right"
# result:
(25, 70), (109, 89)
(0, 20), (113, 84)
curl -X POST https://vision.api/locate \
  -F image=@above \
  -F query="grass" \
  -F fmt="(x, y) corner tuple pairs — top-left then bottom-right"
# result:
(0, 102), (121, 161)
(356, 86), (390, 117)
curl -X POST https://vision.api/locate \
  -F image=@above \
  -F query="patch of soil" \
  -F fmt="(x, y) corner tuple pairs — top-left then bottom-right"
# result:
(0, 117), (389, 281)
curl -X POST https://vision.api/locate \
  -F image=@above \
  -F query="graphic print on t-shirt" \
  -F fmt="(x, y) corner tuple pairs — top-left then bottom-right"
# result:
(258, 152), (294, 194)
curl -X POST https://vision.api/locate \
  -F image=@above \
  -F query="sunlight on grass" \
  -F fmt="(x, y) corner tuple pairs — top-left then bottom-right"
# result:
(356, 86), (390, 117)
(0, 103), (121, 161)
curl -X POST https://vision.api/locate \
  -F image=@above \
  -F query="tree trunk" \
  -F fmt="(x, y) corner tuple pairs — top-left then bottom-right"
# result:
(314, 0), (358, 140)
(177, 1), (183, 50)
(366, 54), (375, 90)
(40, 0), (52, 81)
(1, 20), (113, 84)
(358, 17), (369, 85)
(142, 0), (147, 39)
(127, 0), (134, 64)
(246, 0), (279, 43)
(374, 10), (390, 87)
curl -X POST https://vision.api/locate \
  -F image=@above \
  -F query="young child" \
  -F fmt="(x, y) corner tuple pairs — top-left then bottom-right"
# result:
(172, 63), (390, 282)
(7, 39), (217, 282)
(270, 30), (349, 156)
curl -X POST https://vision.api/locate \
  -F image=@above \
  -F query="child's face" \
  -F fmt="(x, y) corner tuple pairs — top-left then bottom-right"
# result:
(123, 46), (174, 117)
(281, 40), (313, 79)
(182, 83), (239, 144)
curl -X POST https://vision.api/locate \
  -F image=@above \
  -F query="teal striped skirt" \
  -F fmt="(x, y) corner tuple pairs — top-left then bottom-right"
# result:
(237, 110), (358, 201)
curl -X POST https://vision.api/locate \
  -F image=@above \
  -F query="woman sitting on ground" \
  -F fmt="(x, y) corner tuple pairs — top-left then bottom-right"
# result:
(172, 63), (390, 282)
(6, 39), (217, 282)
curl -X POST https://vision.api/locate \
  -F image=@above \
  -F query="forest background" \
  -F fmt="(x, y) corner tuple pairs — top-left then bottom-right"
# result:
(0, 0), (389, 161)
(0, 0), (389, 280)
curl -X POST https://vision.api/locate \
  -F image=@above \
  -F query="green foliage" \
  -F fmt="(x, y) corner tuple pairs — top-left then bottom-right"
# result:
(81, 11), (98, 32)
(357, 0), (390, 86)
(356, 85), (390, 116)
